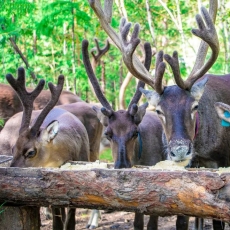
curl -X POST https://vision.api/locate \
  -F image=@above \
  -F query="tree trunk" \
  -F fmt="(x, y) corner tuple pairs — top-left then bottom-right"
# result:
(101, 60), (106, 94)
(1, 162), (230, 222)
(145, 0), (156, 48)
(9, 38), (36, 81)
(119, 71), (132, 109)
(114, 0), (128, 19)
(219, 0), (230, 73)
(71, 1), (76, 92)
(33, 30), (37, 55)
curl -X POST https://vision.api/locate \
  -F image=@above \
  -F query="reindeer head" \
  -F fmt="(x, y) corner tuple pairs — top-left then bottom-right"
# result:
(7, 67), (65, 167)
(89, 0), (219, 162)
(82, 39), (152, 169)
(140, 6), (218, 162)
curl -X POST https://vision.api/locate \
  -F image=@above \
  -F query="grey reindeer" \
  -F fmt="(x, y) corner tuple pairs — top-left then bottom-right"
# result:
(82, 38), (165, 229)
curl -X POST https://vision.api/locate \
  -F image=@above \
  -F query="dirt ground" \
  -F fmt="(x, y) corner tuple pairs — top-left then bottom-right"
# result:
(40, 208), (229, 230)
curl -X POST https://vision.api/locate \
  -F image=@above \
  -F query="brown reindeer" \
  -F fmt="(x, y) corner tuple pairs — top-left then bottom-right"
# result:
(82, 39), (165, 229)
(0, 101), (103, 162)
(0, 105), (103, 230)
(88, 1), (229, 230)
(0, 82), (82, 129)
(0, 93), (103, 230)
(7, 67), (90, 230)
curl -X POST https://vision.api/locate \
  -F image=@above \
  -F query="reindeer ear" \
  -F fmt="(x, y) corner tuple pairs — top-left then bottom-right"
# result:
(134, 102), (148, 125)
(42, 120), (59, 142)
(139, 87), (160, 107)
(190, 77), (208, 101)
(92, 106), (109, 126)
(215, 102), (230, 127)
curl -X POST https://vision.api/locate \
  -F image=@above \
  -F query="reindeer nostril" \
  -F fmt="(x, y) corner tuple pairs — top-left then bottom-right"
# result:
(186, 144), (192, 155)
(170, 151), (176, 157)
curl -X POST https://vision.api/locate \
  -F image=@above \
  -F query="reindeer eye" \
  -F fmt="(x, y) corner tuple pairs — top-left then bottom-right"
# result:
(156, 110), (163, 115)
(25, 149), (37, 158)
(104, 130), (112, 140)
(133, 131), (139, 138)
(193, 105), (199, 110)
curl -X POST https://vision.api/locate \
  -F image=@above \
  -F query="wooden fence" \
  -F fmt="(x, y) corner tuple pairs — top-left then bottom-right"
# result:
(0, 155), (230, 229)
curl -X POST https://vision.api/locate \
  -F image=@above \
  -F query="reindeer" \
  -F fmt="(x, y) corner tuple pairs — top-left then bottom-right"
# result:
(0, 104), (103, 230)
(82, 39), (165, 229)
(88, 0), (230, 229)
(0, 101), (103, 161)
(0, 98), (103, 230)
(0, 82), (82, 129)
(0, 88), (104, 229)
(7, 67), (90, 230)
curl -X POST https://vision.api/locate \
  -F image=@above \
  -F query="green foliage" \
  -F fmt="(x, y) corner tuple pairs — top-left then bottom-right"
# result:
(0, 0), (228, 106)
(0, 119), (4, 129)
(99, 148), (113, 163)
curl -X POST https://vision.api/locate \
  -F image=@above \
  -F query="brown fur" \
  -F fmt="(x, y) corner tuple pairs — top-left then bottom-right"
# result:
(0, 83), (82, 127)
(57, 102), (103, 162)
(145, 74), (230, 167)
(9, 107), (90, 230)
(10, 107), (90, 167)
(0, 102), (103, 163)
(95, 106), (165, 230)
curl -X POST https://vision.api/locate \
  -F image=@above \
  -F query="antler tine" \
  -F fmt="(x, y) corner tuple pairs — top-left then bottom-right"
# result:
(128, 42), (152, 111)
(31, 75), (64, 135)
(155, 51), (165, 94)
(91, 38), (110, 65)
(189, 0), (218, 79)
(163, 4), (218, 90)
(82, 39), (113, 113)
(6, 67), (45, 134)
(119, 18), (155, 88)
(164, 51), (185, 89)
(184, 6), (219, 89)
(89, 0), (155, 89)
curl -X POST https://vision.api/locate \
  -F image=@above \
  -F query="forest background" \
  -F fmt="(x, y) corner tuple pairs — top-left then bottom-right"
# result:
(0, 0), (229, 110)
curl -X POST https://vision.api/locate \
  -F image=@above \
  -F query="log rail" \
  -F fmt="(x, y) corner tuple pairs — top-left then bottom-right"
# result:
(0, 158), (230, 222)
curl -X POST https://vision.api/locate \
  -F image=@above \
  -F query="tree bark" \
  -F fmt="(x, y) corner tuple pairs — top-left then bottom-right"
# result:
(0, 163), (230, 222)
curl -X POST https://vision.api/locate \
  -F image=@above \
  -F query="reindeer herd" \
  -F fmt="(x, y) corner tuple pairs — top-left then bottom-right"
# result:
(0, 0), (230, 230)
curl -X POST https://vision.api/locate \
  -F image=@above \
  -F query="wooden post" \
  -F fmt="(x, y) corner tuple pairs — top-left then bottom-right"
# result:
(0, 156), (40, 230)
(0, 206), (40, 230)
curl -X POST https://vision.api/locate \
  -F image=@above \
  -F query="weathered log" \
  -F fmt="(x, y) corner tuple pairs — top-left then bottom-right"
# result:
(0, 162), (230, 222)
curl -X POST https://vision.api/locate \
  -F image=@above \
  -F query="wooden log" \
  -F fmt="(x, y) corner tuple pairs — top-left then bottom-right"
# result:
(0, 164), (230, 222)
